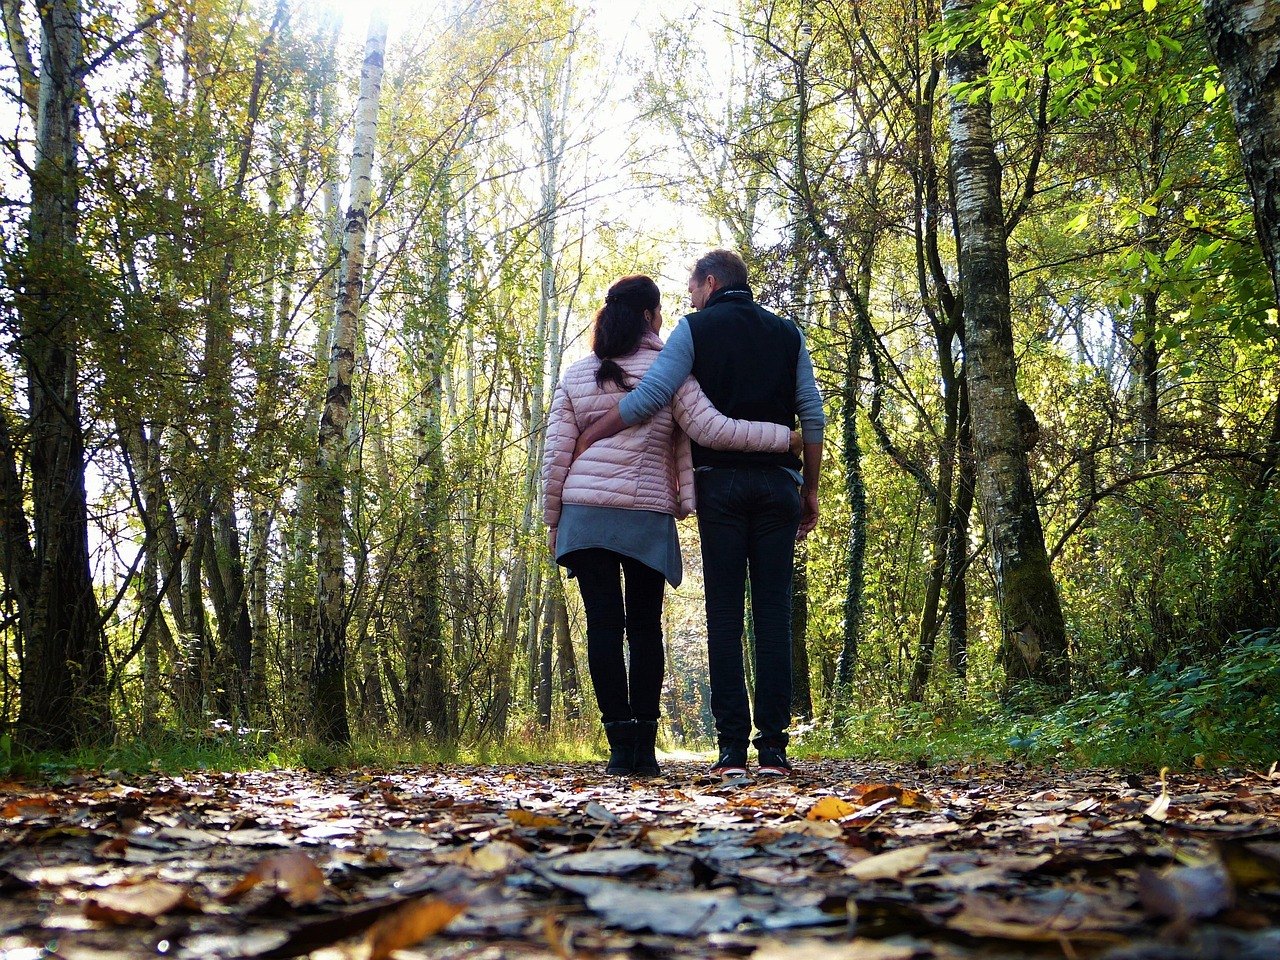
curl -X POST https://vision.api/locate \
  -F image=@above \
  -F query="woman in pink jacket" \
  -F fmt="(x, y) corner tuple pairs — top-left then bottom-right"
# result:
(542, 275), (796, 777)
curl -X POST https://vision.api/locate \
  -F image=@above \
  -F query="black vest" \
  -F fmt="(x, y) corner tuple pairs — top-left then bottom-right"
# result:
(686, 287), (802, 470)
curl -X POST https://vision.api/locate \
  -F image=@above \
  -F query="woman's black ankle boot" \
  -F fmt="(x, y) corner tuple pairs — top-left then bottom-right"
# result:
(603, 721), (635, 775)
(632, 720), (660, 777)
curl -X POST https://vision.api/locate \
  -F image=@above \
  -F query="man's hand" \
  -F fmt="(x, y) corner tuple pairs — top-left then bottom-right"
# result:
(798, 486), (819, 540)
(573, 406), (627, 461)
(797, 439), (822, 540)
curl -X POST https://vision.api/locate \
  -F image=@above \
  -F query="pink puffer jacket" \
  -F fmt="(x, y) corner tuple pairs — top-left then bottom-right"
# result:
(542, 332), (791, 534)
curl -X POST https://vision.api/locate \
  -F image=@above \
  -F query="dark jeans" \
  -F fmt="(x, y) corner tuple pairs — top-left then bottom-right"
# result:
(696, 467), (801, 749)
(565, 548), (666, 724)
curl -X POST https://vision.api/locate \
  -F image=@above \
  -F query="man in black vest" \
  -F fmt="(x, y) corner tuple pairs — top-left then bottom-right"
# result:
(575, 250), (825, 778)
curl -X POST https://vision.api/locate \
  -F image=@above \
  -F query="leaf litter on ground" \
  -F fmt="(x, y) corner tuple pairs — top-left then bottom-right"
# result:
(0, 758), (1278, 958)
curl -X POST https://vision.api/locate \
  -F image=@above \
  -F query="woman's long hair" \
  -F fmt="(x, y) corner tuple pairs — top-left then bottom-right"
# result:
(593, 275), (660, 391)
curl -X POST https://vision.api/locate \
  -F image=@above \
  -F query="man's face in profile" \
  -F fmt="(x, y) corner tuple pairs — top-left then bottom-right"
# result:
(688, 272), (712, 310)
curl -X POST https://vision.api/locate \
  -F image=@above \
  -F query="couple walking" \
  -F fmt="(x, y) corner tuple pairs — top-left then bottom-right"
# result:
(542, 250), (825, 779)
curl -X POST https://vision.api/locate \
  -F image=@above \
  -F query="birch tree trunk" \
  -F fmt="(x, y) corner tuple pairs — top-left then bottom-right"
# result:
(312, 12), (387, 744)
(1203, 0), (1280, 495)
(3, 0), (112, 749)
(944, 0), (1069, 692)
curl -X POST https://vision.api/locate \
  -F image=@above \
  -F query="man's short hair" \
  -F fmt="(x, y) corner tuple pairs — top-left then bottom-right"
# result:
(693, 249), (749, 289)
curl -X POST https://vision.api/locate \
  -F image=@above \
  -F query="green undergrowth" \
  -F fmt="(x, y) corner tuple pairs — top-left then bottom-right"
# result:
(4, 630), (1275, 781)
(0, 722), (606, 783)
(804, 627), (1280, 773)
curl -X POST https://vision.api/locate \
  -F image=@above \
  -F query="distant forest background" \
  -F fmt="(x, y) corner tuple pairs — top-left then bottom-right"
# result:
(2, 0), (1277, 758)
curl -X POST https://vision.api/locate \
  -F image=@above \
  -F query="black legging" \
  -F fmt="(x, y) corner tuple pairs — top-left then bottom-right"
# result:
(564, 548), (666, 724)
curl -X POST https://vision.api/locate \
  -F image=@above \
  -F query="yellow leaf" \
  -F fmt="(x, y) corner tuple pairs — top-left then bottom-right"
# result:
(366, 897), (466, 960)
(807, 796), (857, 821)
(507, 809), (563, 828)
(466, 840), (528, 873)
(899, 788), (933, 811)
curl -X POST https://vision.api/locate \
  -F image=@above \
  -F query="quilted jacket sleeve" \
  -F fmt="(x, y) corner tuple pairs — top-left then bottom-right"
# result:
(541, 382), (578, 532)
(670, 376), (792, 451)
(672, 426), (695, 519)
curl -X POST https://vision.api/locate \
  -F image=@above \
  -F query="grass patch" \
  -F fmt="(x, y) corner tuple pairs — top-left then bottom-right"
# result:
(799, 628), (1280, 772)
(5, 631), (1274, 779)
(0, 719), (608, 782)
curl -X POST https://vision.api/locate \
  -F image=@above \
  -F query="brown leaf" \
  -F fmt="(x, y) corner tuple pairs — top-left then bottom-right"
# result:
(449, 839), (528, 874)
(1, 796), (58, 819)
(85, 880), (197, 925)
(845, 844), (934, 880)
(365, 896), (466, 960)
(850, 783), (933, 812)
(221, 850), (328, 906)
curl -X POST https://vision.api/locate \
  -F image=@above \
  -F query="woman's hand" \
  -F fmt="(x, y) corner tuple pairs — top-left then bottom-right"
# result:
(789, 430), (803, 457)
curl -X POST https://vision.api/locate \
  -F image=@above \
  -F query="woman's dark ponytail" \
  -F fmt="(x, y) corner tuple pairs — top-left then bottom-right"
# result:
(592, 275), (661, 391)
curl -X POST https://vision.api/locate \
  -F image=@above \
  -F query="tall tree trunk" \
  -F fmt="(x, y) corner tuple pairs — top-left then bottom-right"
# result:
(402, 169), (453, 741)
(1203, 0), (1280, 494)
(947, 386), (975, 685)
(1203, 0), (1280, 631)
(4, 0), (112, 749)
(551, 574), (580, 721)
(944, 0), (1069, 693)
(834, 339), (865, 704)
(536, 587), (554, 729)
(790, 543), (813, 721)
(908, 344), (960, 703)
(312, 12), (387, 744)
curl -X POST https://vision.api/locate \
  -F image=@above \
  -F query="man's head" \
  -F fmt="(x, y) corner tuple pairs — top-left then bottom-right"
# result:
(688, 249), (749, 310)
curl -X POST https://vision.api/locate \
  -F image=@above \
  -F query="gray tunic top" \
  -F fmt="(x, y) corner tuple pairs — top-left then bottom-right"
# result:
(555, 502), (683, 587)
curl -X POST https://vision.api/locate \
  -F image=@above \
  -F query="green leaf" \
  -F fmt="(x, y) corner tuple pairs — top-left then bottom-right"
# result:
(1143, 0), (1157, 11)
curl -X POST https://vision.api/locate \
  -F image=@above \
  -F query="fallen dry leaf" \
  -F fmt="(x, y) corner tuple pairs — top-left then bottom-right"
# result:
(1, 796), (59, 819)
(507, 808), (563, 828)
(84, 880), (197, 924)
(753, 937), (919, 960)
(221, 849), (328, 906)
(853, 783), (933, 811)
(807, 795), (857, 821)
(845, 844), (934, 880)
(366, 896), (466, 959)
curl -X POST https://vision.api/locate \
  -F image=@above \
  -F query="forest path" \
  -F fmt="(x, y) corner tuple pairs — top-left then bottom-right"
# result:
(2, 759), (1278, 959)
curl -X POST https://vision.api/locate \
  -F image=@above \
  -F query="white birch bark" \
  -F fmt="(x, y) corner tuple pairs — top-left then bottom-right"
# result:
(943, 0), (1069, 691)
(311, 11), (388, 744)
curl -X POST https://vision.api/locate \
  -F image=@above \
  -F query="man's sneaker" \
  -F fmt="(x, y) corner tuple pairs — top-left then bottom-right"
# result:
(710, 744), (749, 779)
(756, 745), (792, 778)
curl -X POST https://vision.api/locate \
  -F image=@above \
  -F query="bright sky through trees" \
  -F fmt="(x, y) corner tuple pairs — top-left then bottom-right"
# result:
(322, 0), (740, 319)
